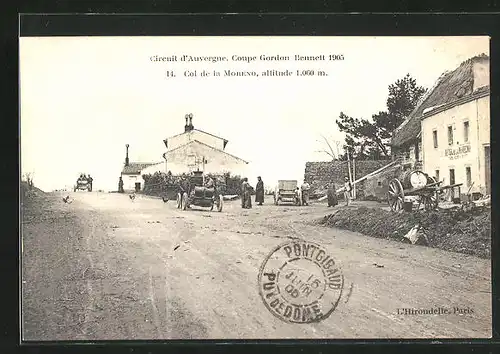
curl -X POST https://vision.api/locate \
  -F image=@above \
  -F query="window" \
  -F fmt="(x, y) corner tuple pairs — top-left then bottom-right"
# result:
(449, 169), (455, 185)
(435, 170), (440, 181)
(466, 167), (472, 187)
(433, 130), (438, 148)
(463, 121), (470, 143)
(447, 125), (454, 145)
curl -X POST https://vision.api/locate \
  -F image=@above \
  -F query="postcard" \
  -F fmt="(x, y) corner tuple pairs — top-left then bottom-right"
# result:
(20, 34), (491, 340)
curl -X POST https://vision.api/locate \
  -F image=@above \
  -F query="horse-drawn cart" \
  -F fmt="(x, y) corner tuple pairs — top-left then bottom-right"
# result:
(387, 170), (463, 212)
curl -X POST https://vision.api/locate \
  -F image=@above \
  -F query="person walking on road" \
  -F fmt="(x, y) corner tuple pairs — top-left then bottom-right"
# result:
(344, 176), (352, 206)
(255, 176), (264, 206)
(327, 183), (338, 207)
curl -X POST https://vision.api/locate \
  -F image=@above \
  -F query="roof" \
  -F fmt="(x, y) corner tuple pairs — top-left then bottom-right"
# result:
(392, 53), (490, 148)
(420, 85), (490, 121)
(121, 162), (157, 175)
(166, 129), (229, 148)
(165, 139), (248, 164)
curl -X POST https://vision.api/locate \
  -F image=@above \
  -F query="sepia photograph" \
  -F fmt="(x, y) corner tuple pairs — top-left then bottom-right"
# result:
(20, 35), (491, 340)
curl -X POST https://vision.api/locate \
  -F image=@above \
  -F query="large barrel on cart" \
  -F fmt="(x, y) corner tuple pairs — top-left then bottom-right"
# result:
(398, 170), (429, 190)
(387, 169), (462, 212)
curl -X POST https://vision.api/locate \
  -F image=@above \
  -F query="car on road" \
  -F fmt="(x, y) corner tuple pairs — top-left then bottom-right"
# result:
(74, 174), (92, 192)
(274, 180), (301, 206)
(177, 171), (223, 212)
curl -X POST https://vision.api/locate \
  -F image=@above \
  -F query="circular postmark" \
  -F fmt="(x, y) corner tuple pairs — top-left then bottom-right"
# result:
(258, 240), (344, 324)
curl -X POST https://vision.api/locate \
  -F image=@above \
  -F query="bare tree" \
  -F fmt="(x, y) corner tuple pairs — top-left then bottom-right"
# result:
(316, 135), (342, 161)
(23, 172), (35, 190)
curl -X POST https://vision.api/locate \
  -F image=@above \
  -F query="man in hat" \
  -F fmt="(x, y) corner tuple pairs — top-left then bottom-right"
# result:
(255, 176), (264, 206)
(344, 176), (352, 206)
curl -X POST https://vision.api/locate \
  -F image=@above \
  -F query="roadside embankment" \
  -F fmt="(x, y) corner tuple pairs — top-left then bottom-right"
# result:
(319, 205), (491, 259)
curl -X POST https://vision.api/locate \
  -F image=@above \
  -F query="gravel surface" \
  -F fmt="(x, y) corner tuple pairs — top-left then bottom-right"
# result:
(21, 190), (492, 340)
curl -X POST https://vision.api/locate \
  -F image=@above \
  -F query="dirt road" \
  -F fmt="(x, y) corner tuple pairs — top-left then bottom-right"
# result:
(21, 192), (492, 340)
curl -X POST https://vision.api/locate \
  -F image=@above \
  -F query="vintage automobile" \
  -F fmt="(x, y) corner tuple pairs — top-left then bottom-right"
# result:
(74, 175), (92, 192)
(274, 180), (301, 206)
(177, 171), (223, 212)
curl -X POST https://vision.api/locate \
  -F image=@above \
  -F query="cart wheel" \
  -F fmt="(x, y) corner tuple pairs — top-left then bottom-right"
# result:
(387, 178), (404, 212)
(181, 192), (188, 210)
(217, 195), (223, 212)
(176, 193), (181, 209)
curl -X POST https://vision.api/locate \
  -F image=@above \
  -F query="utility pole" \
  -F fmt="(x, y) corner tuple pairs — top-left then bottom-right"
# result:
(346, 147), (353, 184)
(352, 157), (356, 199)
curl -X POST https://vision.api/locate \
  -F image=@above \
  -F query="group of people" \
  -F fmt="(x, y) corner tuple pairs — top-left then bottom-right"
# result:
(240, 176), (265, 209)
(78, 173), (93, 190)
(240, 175), (353, 209)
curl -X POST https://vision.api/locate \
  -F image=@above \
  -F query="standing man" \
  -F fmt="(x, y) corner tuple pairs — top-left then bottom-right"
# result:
(87, 174), (93, 192)
(118, 176), (124, 193)
(241, 178), (248, 208)
(344, 176), (352, 206)
(241, 178), (253, 209)
(301, 180), (311, 206)
(327, 183), (338, 207)
(255, 176), (264, 206)
(245, 178), (253, 209)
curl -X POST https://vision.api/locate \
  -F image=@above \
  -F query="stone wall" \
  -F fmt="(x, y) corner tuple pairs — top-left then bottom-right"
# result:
(304, 160), (395, 200)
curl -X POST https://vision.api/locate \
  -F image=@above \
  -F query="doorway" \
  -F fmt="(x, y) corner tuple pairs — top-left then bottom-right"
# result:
(449, 168), (456, 200)
(135, 182), (141, 192)
(485, 145), (491, 194)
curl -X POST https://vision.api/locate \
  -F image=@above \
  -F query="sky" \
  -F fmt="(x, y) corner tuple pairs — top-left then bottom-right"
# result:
(20, 36), (489, 192)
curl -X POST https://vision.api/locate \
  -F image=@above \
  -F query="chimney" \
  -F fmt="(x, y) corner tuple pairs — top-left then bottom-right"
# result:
(125, 144), (129, 166)
(185, 113), (194, 132)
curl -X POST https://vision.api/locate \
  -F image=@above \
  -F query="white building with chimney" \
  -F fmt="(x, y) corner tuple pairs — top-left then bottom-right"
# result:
(140, 113), (249, 177)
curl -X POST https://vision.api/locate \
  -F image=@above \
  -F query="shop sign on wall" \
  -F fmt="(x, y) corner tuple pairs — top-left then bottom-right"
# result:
(445, 144), (471, 160)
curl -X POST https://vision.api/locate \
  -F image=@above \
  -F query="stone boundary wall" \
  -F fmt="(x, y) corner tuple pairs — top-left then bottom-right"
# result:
(304, 160), (395, 199)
